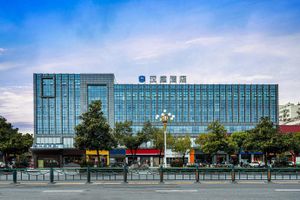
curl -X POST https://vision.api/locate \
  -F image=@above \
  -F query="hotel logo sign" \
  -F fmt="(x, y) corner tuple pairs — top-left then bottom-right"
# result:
(170, 76), (177, 83)
(150, 76), (157, 83)
(179, 76), (187, 83)
(141, 75), (187, 84)
(139, 75), (146, 83)
(160, 76), (167, 83)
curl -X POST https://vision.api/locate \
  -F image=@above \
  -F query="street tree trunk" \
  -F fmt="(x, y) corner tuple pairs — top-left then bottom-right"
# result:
(265, 152), (269, 166)
(134, 148), (138, 165)
(159, 150), (162, 165)
(129, 149), (135, 165)
(96, 149), (100, 167)
(3, 153), (8, 168)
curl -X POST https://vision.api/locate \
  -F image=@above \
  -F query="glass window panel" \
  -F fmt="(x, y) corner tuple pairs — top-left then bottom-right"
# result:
(87, 85), (108, 119)
(42, 78), (55, 97)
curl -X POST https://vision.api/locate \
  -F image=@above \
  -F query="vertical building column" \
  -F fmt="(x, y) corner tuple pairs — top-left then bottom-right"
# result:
(150, 156), (153, 167)
(137, 157), (140, 165)
(59, 153), (63, 168)
(226, 154), (230, 163)
(213, 155), (217, 164)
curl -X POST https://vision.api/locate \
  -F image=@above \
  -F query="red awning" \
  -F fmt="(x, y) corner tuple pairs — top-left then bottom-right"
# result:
(126, 149), (162, 155)
(280, 125), (300, 133)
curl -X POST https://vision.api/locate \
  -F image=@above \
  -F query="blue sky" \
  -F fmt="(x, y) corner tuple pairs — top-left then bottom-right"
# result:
(0, 0), (300, 133)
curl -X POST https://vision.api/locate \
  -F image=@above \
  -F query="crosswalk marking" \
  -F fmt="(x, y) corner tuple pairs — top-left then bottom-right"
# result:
(43, 190), (84, 193)
(275, 189), (300, 192)
(155, 190), (198, 193)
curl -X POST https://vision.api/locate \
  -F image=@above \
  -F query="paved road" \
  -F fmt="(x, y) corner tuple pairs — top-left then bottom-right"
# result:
(0, 183), (300, 200)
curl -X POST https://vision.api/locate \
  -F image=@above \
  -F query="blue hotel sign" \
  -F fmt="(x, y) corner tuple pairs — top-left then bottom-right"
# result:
(139, 75), (146, 83)
(138, 75), (187, 84)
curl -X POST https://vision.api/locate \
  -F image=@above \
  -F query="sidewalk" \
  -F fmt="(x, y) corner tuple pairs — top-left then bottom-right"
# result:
(0, 180), (300, 186)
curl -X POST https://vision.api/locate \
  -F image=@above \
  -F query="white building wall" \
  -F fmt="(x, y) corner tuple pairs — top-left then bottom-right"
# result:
(279, 103), (300, 124)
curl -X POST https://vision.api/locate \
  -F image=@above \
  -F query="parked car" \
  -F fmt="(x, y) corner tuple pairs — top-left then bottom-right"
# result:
(0, 162), (5, 168)
(240, 159), (250, 167)
(259, 162), (266, 167)
(249, 162), (260, 168)
(109, 162), (125, 168)
(0, 161), (16, 169)
(287, 161), (295, 167)
(249, 161), (265, 168)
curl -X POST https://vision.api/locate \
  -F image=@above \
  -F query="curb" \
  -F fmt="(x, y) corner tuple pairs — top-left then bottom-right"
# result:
(0, 180), (299, 186)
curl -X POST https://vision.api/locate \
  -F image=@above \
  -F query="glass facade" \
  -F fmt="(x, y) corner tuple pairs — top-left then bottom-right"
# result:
(35, 74), (81, 137)
(114, 84), (278, 136)
(42, 78), (55, 97)
(34, 73), (114, 148)
(87, 85), (108, 118)
(34, 73), (279, 146)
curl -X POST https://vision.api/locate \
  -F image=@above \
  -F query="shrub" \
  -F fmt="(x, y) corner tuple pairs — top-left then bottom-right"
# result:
(79, 160), (94, 168)
(170, 159), (183, 167)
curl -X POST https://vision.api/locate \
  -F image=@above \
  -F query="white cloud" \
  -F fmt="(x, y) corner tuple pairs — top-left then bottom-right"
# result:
(185, 37), (223, 46)
(234, 44), (285, 56)
(0, 61), (23, 71)
(0, 48), (6, 55)
(230, 74), (273, 82)
(118, 36), (224, 61)
(0, 86), (33, 133)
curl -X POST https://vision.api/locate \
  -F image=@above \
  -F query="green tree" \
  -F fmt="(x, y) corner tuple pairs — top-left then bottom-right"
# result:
(173, 135), (191, 166)
(113, 121), (133, 145)
(141, 121), (157, 141)
(0, 116), (33, 167)
(289, 132), (300, 155)
(283, 132), (300, 165)
(230, 131), (249, 154)
(244, 117), (289, 163)
(74, 100), (115, 167)
(151, 128), (175, 164)
(10, 133), (33, 162)
(113, 121), (150, 164)
(0, 116), (18, 165)
(195, 121), (234, 163)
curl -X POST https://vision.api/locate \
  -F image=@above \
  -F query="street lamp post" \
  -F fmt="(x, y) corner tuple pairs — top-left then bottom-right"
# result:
(156, 109), (175, 168)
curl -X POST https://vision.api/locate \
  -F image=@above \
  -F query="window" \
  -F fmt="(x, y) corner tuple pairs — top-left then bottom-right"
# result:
(42, 78), (55, 97)
(87, 85), (108, 118)
(63, 138), (74, 148)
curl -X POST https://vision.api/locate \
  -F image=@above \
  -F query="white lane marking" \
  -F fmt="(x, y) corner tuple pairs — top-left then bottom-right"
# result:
(155, 190), (198, 193)
(275, 189), (300, 192)
(43, 190), (84, 193)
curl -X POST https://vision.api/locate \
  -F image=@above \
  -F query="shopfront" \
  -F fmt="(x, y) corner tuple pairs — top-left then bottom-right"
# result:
(85, 150), (110, 167)
(109, 149), (126, 166)
(125, 149), (161, 167)
(31, 148), (84, 168)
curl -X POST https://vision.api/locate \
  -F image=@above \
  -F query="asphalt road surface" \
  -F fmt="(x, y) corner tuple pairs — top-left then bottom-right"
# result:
(0, 182), (300, 200)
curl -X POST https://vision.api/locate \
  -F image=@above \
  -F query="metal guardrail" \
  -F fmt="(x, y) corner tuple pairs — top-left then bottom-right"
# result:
(1, 167), (300, 184)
